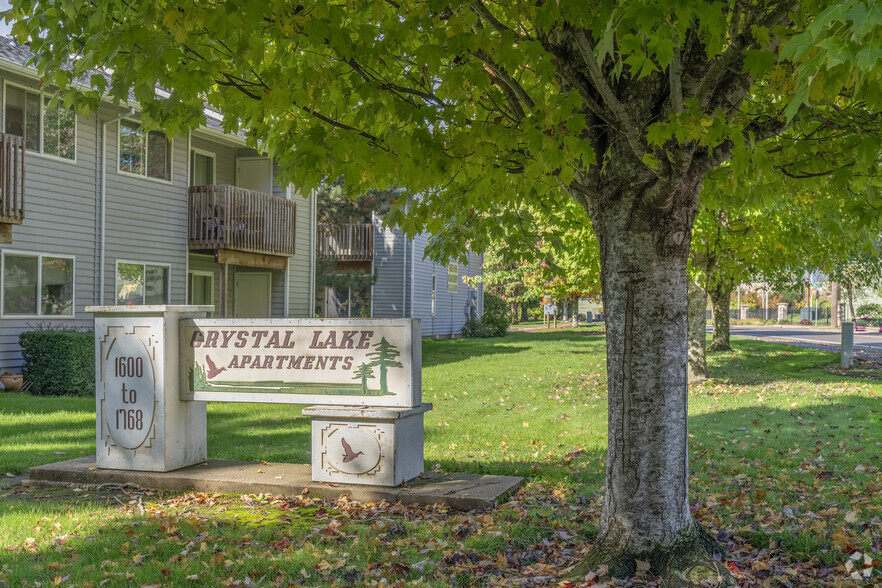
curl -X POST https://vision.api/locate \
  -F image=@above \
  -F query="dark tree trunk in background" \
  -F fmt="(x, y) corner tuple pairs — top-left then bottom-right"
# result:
(687, 277), (707, 383)
(708, 280), (734, 352)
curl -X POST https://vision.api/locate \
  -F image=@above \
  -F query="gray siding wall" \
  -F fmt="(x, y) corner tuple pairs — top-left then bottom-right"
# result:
(408, 234), (483, 338)
(287, 187), (313, 317)
(103, 119), (189, 306)
(371, 216), (407, 319)
(0, 74), (315, 367)
(0, 71), (100, 368)
(369, 215), (484, 338)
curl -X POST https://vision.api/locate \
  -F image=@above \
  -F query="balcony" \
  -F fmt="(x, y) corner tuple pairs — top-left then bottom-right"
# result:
(188, 185), (296, 262)
(0, 133), (25, 232)
(317, 223), (373, 261)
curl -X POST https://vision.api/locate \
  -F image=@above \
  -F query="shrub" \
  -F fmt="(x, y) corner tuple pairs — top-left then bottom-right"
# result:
(481, 293), (510, 337)
(461, 317), (489, 338)
(799, 319), (812, 326)
(20, 327), (94, 396)
(856, 303), (882, 318)
(461, 294), (510, 338)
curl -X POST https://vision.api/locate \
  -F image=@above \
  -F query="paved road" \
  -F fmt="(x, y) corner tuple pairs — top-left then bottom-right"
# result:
(720, 324), (882, 351)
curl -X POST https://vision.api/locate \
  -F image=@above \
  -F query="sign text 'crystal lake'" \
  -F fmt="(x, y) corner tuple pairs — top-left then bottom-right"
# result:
(180, 319), (421, 407)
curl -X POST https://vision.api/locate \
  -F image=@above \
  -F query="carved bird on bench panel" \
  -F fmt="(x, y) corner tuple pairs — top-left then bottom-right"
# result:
(205, 355), (226, 379)
(341, 437), (363, 463)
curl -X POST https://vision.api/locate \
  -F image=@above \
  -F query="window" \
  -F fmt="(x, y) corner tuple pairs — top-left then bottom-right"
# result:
(116, 262), (169, 305)
(4, 84), (76, 159)
(119, 121), (171, 181)
(190, 150), (215, 186)
(447, 262), (458, 294)
(2, 252), (74, 317)
(188, 271), (213, 316)
(431, 276), (436, 315)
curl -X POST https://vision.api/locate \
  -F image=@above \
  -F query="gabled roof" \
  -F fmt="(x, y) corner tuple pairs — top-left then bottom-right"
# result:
(0, 36), (34, 66)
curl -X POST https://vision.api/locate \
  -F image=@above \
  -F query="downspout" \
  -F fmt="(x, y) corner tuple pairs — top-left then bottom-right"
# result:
(283, 184), (292, 317)
(185, 131), (191, 305)
(98, 108), (134, 305)
(410, 231), (415, 323)
(401, 205), (408, 319)
(308, 188), (317, 317)
(369, 211), (376, 318)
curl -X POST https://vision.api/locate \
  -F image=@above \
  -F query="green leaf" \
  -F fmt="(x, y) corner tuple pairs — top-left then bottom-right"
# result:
(742, 49), (776, 77)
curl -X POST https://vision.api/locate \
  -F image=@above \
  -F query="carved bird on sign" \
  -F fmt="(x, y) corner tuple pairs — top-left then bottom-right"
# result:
(341, 437), (363, 463)
(205, 355), (226, 379)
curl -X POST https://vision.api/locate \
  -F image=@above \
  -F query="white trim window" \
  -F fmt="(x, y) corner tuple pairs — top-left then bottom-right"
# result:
(446, 262), (458, 294)
(190, 149), (216, 186)
(119, 121), (172, 181)
(187, 270), (214, 316)
(116, 261), (170, 305)
(2, 251), (75, 317)
(3, 83), (76, 160)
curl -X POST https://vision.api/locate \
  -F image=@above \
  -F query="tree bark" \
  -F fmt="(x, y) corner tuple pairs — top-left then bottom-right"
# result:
(687, 277), (707, 383)
(573, 181), (728, 582)
(572, 293), (579, 327)
(708, 279), (733, 352)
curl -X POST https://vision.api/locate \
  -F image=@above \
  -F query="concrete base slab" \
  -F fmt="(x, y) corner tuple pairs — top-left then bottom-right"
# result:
(29, 457), (522, 510)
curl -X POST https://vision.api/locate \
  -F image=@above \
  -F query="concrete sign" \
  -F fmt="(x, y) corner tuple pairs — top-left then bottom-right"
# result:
(181, 319), (422, 407)
(89, 306), (211, 472)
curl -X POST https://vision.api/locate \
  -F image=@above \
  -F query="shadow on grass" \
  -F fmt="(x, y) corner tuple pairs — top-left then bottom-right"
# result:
(205, 403), (312, 464)
(2, 389), (877, 583)
(705, 337), (840, 385)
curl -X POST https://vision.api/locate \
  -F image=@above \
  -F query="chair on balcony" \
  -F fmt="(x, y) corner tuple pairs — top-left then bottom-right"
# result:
(193, 202), (226, 243)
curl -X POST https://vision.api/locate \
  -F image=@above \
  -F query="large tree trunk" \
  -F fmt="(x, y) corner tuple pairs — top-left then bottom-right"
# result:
(708, 279), (733, 352)
(575, 182), (727, 583)
(687, 277), (707, 383)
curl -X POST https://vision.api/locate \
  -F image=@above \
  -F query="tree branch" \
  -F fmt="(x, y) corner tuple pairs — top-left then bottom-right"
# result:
(669, 44), (684, 114)
(694, 1), (796, 111)
(573, 29), (649, 166)
(474, 50), (535, 116)
(346, 58), (449, 108)
(778, 161), (855, 179)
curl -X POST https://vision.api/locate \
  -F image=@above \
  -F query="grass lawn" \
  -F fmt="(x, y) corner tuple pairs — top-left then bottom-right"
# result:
(1, 327), (880, 586)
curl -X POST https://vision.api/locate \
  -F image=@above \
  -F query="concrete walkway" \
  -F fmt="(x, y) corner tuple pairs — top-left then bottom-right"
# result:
(28, 457), (522, 510)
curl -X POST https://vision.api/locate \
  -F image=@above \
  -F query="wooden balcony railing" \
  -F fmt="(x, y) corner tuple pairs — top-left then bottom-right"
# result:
(188, 185), (296, 257)
(317, 223), (374, 261)
(0, 134), (25, 224)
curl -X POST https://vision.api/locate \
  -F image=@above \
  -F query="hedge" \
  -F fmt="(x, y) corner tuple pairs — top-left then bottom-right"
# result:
(19, 328), (94, 396)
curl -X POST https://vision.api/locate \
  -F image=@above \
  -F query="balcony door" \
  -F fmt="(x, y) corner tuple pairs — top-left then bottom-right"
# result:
(236, 157), (272, 194)
(234, 272), (271, 318)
